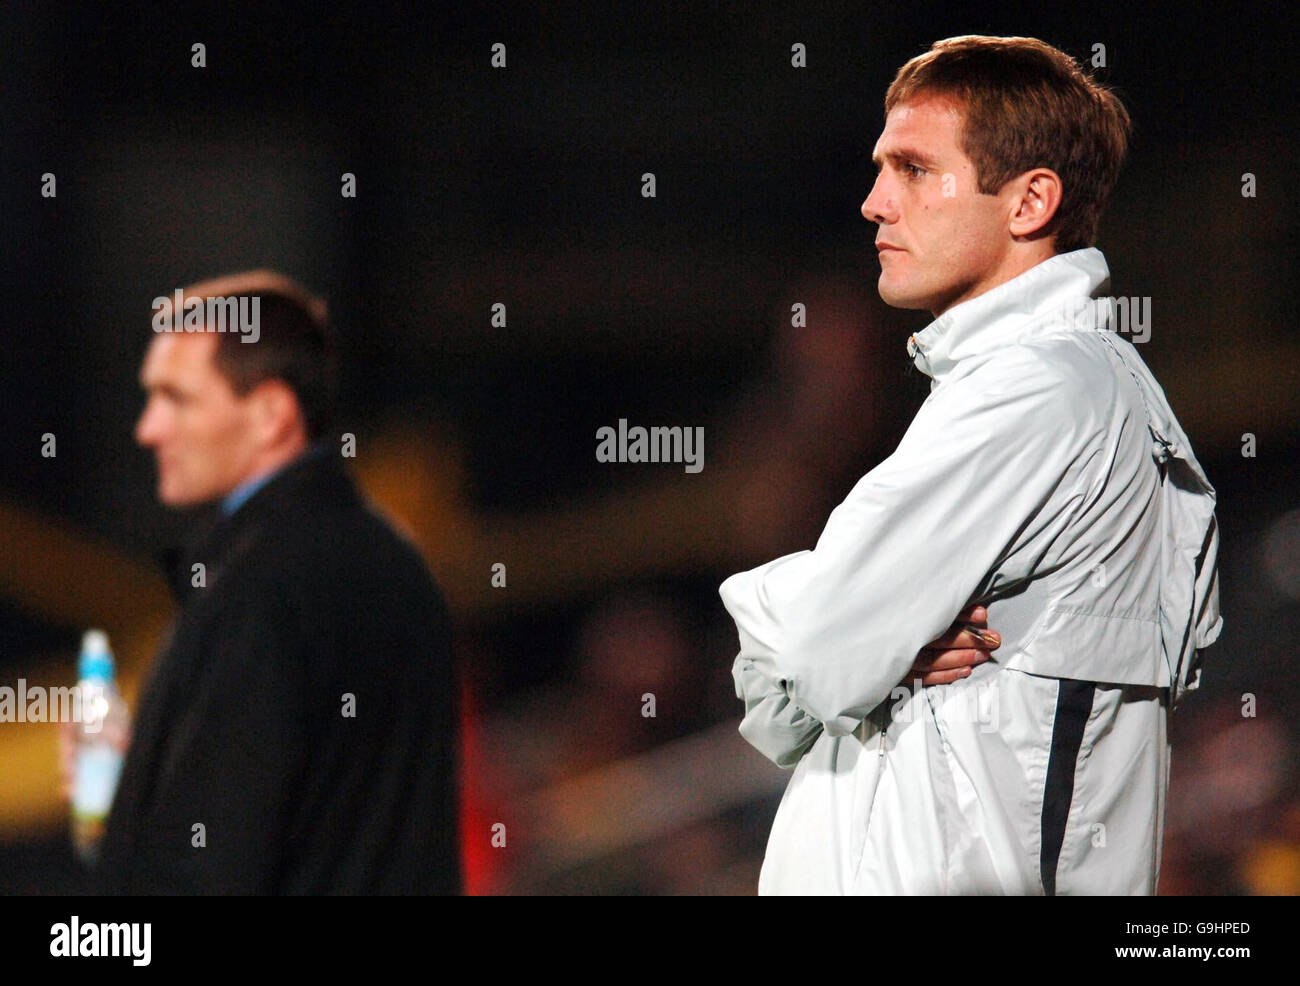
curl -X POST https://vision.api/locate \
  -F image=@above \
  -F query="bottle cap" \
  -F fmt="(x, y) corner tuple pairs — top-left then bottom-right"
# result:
(78, 629), (114, 681)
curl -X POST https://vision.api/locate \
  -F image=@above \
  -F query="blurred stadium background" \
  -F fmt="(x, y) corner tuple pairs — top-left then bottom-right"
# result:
(1, 3), (1296, 894)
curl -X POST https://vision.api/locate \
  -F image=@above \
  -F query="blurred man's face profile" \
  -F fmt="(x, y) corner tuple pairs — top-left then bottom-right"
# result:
(861, 94), (1013, 316)
(135, 332), (259, 507)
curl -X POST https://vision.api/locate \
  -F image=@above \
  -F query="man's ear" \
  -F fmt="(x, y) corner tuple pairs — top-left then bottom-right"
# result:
(248, 379), (306, 445)
(1008, 168), (1063, 239)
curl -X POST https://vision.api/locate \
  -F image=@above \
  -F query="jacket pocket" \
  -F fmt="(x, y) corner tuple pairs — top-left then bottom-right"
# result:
(1004, 606), (1166, 686)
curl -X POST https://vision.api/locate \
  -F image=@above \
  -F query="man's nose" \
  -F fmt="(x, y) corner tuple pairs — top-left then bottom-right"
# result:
(861, 175), (892, 224)
(134, 401), (161, 448)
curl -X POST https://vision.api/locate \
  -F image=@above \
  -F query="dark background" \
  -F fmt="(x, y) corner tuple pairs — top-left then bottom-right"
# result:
(1, 1), (1296, 894)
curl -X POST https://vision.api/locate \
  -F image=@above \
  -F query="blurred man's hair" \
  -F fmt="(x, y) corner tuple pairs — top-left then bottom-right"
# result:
(168, 270), (338, 441)
(886, 36), (1131, 253)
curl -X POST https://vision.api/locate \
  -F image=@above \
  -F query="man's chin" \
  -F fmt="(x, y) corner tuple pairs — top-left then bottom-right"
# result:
(876, 276), (932, 311)
(157, 482), (216, 510)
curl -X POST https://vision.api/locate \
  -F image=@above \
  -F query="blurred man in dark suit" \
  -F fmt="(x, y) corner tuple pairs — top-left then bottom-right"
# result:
(92, 270), (460, 893)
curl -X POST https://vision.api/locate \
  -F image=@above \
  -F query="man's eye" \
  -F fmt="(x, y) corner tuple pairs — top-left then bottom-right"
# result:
(903, 163), (926, 179)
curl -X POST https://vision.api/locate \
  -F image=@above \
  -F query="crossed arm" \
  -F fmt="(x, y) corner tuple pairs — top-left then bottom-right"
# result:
(731, 603), (1000, 767)
(722, 351), (1095, 764)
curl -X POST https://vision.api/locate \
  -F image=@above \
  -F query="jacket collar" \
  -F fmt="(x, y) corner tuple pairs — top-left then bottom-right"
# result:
(161, 447), (357, 601)
(216, 442), (354, 530)
(907, 248), (1112, 384)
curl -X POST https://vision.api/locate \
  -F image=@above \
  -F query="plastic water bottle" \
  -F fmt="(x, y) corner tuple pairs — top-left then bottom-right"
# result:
(71, 630), (129, 864)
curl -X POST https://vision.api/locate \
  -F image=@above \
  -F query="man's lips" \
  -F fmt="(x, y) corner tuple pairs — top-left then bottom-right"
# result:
(876, 242), (905, 252)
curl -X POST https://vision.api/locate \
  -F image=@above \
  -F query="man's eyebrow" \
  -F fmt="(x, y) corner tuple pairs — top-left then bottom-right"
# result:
(140, 378), (181, 399)
(871, 147), (942, 171)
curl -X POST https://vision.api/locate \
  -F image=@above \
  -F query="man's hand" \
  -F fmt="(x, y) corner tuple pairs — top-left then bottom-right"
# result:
(58, 718), (77, 801)
(904, 605), (1000, 687)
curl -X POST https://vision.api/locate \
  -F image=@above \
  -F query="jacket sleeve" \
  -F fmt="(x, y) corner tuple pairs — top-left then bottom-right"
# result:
(720, 351), (1102, 738)
(733, 654), (824, 768)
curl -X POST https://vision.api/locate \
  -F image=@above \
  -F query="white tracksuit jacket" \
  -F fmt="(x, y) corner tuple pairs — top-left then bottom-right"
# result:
(720, 248), (1223, 895)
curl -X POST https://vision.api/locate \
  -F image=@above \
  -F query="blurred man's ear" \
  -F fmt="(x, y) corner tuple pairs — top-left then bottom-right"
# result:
(247, 378), (307, 446)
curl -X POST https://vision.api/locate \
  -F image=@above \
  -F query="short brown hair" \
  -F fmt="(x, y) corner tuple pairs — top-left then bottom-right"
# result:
(167, 269), (338, 440)
(886, 36), (1131, 253)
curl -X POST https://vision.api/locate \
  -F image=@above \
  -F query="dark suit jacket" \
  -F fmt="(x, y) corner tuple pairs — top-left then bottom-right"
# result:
(95, 448), (461, 894)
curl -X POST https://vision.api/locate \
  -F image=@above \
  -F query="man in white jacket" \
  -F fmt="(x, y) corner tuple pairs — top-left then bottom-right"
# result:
(720, 36), (1222, 895)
